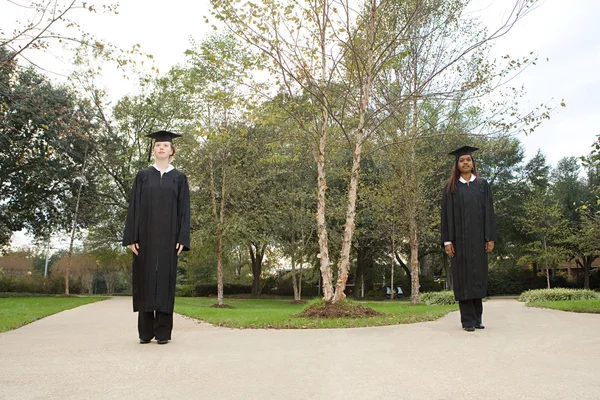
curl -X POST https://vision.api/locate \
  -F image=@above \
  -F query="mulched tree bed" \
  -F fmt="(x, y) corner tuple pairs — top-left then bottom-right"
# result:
(210, 304), (234, 309)
(287, 300), (308, 305)
(294, 302), (383, 318)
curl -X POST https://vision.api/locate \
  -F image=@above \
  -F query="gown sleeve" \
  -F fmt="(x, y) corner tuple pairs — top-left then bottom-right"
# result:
(177, 174), (191, 251)
(484, 180), (497, 242)
(441, 187), (454, 246)
(122, 171), (143, 246)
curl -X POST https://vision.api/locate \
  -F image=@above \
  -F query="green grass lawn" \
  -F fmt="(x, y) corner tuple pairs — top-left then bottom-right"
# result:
(175, 297), (458, 329)
(528, 299), (600, 314)
(0, 296), (107, 333)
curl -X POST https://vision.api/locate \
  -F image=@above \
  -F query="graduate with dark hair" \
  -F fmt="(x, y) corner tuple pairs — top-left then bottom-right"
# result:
(441, 146), (496, 332)
(123, 130), (191, 344)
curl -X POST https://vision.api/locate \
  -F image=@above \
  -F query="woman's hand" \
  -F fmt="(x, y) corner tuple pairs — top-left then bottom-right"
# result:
(176, 243), (183, 256)
(485, 241), (495, 253)
(130, 243), (139, 256)
(445, 243), (454, 258)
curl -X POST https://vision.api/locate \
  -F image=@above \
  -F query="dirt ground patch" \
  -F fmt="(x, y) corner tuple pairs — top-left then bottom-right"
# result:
(287, 300), (308, 305)
(210, 304), (234, 309)
(295, 302), (382, 318)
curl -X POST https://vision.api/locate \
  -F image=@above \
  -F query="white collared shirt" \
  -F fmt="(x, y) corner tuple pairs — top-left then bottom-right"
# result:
(152, 163), (174, 176)
(459, 174), (476, 184)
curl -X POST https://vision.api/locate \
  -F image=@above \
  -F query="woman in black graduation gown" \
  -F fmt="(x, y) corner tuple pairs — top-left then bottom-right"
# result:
(441, 146), (496, 332)
(123, 130), (191, 344)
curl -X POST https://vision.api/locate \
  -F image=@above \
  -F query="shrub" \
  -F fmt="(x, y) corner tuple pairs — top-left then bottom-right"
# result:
(0, 274), (80, 294)
(365, 289), (384, 299)
(419, 275), (444, 293)
(176, 284), (195, 297)
(487, 262), (529, 295)
(420, 291), (457, 305)
(518, 288), (600, 303)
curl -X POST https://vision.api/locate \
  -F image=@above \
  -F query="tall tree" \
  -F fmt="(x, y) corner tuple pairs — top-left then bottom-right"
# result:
(0, 48), (99, 247)
(210, 0), (541, 303)
(519, 187), (569, 289)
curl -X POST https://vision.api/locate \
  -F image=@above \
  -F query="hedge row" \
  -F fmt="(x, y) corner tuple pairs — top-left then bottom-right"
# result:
(487, 265), (600, 295)
(518, 288), (600, 303)
(0, 275), (82, 294)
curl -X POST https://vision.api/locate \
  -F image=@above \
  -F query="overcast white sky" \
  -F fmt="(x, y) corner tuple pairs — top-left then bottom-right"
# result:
(4, 0), (599, 250)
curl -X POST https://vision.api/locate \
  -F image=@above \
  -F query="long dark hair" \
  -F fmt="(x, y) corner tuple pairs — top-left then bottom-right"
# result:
(444, 156), (479, 194)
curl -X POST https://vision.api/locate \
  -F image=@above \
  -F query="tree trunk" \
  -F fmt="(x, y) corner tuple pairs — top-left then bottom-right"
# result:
(249, 242), (266, 296)
(408, 42), (421, 305)
(584, 256), (592, 290)
(390, 236), (395, 300)
(331, 0), (377, 304)
(354, 246), (367, 299)
(332, 136), (364, 303)
(314, 0), (334, 303)
(298, 249), (304, 300)
(210, 154), (226, 306)
(395, 252), (411, 278)
(291, 248), (299, 301)
(543, 239), (550, 289)
(407, 146), (420, 304)
(65, 144), (89, 295)
(409, 223), (420, 304)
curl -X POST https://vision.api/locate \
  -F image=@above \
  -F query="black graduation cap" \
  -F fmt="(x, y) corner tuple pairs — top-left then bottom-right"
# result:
(448, 145), (478, 159)
(145, 130), (182, 162)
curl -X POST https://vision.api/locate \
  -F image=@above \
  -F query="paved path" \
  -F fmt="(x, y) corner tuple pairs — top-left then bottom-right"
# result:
(1, 297), (599, 400)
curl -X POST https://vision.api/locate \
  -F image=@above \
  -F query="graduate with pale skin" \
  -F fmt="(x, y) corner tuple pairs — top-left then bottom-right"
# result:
(123, 130), (191, 344)
(129, 140), (184, 257)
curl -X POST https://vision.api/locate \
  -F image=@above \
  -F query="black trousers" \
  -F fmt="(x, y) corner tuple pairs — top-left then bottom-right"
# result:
(458, 298), (483, 328)
(138, 311), (173, 341)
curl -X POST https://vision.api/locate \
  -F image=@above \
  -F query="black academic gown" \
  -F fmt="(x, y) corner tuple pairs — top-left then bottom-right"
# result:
(122, 166), (191, 313)
(441, 177), (496, 301)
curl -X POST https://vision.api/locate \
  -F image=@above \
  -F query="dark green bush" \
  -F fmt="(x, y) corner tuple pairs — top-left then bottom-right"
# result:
(0, 275), (81, 294)
(176, 284), (195, 297)
(365, 289), (384, 299)
(487, 261), (599, 295)
(487, 262), (528, 295)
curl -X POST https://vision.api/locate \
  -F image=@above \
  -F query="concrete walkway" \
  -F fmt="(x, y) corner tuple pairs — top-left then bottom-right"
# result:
(1, 297), (598, 400)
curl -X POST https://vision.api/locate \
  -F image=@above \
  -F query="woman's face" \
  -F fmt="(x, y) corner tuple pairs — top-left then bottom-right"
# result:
(457, 155), (473, 174)
(153, 141), (173, 160)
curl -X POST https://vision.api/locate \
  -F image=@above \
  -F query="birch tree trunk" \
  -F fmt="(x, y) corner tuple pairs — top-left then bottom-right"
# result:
(210, 154), (226, 306)
(390, 235), (395, 300)
(315, 0), (334, 302)
(331, 0), (377, 304)
(544, 239), (550, 290)
(298, 249), (304, 300)
(290, 231), (299, 301)
(65, 145), (88, 295)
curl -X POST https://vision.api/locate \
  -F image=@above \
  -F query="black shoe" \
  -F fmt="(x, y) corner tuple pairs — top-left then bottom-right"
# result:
(157, 339), (169, 345)
(139, 339), (151, 344)
(475, 323), (485, 329)
(463, 326), (475, 332)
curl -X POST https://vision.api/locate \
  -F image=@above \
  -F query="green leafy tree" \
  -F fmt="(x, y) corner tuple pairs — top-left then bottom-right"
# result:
(0, 48), (99, 247)
(519, 188), (569, 289)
